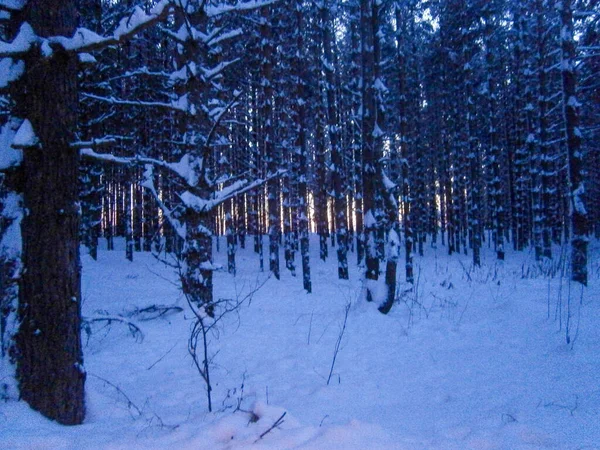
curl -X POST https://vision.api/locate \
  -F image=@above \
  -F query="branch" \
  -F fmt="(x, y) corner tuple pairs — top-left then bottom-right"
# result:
(204, 89), (244, 151)
(82, 92), (193, 115)
(83, 315), (144, 342)
(180, 169), (286, 213)
(61, 1), (175, 54)
(253, 412), (286, 443)
(81, 148), (192, 185)
(206, 0), (279, 17)
(0, 1), (174, 58)
(70, 138), (117, 150)
(128, 304), (183, 321)
(201, 58), (240, 82)
(88, 373), (143, 418)
(141, 165), (186, 240)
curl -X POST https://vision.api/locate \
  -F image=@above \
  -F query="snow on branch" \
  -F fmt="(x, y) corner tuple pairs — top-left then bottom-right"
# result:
(58, 1), (174, 54)
(141, 165), (186, 240)
(70, 138), (117, 150)
(102, 67), (172, 84)
(0, 1), (173, 58)
(204, 89), (244, 151)
(201, 59), (240, 82)
(179, 169), (286, 213)
(0, 57), (24, 88)
(11, 119), (39, 149)
(80, 148), (202, 187)
(0, 118), (21, 170)
(205, 0), (279, 17)
(82, 92), (195, 115)
(0, 0), (24, 13)
(206, 28), (243, 46)
(0, 22), (36, 58)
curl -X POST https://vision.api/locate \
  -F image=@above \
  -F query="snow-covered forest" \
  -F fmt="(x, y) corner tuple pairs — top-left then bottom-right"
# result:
(0, 0), (599, 448)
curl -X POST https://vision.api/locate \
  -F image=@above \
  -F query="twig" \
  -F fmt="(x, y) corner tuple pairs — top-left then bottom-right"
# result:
(307, 311), (314, 345)
(147, 341), (179, 370)
(327, 302), (350, 385)
(254, 412), (286, 443)
(89, 373), (142, 418)
(319, 415), (329, 427)
(83, 315), (144, 342)
(130, 304), (183, 321)
(458, 260), (472, 282)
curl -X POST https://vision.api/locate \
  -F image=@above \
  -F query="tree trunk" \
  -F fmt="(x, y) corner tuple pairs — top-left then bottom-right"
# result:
(15, 0), (85, 425)
(559, 0), (588, 286)
(320, 2), (348, 280)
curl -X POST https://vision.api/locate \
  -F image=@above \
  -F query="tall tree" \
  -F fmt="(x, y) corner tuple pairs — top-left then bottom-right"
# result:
(9, 0), (86, 425)
(558, 0), (588, 285)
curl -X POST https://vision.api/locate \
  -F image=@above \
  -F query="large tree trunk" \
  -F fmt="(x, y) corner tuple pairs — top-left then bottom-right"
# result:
(361, 0), (382, 302)
(320, 1), (348, 280)
(293, 0), (311, 293)
(15, 0), (85, 425)
(559, 0), (588, 286)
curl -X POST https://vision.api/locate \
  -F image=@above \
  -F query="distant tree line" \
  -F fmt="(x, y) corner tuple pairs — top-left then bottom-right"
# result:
(79, 0), (598, 290)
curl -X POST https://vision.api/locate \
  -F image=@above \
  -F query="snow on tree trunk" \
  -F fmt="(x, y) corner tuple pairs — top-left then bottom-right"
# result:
(293, 0), (311, 293)
(558, 0), (588, 286)
(320, 1), (348, 280)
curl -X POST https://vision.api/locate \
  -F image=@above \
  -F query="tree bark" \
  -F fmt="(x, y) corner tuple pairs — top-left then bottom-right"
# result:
(15, 0), (85, 425)
(559, 0), (588, 286)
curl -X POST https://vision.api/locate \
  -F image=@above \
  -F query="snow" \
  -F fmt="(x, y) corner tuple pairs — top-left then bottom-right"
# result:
(206, 0), (279, 18)
(0, 118), (22, 169)
(372, 123), (384, 138)
(179, 190), (210, 212)
(0, 190), (22, 259)
(382, 171), (396, 191)
(79, 53), (97, 64)
(364, 210), (376, 228)
(0, 22), (36, 55)
(567, 96), (581, 108)
(572, 182), (587, 215)
(12, 118), (39, 148)
(0, 0), (24, 9)
(167, 153), (202, 187)
(51, 28), (105, 52)
(1, 237), (599, 449)
(0, 57), (24, 88)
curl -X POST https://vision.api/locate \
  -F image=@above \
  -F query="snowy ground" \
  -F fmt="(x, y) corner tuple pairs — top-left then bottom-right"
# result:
(1, 236), (599, 449)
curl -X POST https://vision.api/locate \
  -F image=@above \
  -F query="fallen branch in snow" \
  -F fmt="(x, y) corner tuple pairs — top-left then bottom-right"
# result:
(146, 341), (179, 371)
(127, 304), (183, 321)
(501, 413), (518, 424)
(540, 395), (579, 416)
(254, 412), (286, 443)
(89, 373), (179, 431)
(88, 373), (143, 419)
(82, 314), (144, 342)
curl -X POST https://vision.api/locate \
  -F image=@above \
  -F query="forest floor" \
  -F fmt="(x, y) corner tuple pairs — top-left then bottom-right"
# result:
(1, 236), (599, 449)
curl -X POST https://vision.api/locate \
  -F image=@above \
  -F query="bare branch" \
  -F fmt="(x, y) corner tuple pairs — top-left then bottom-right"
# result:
(83, 315), (144, 342)
(253, 412), (286, 443)
(204, 89), (244, 151)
